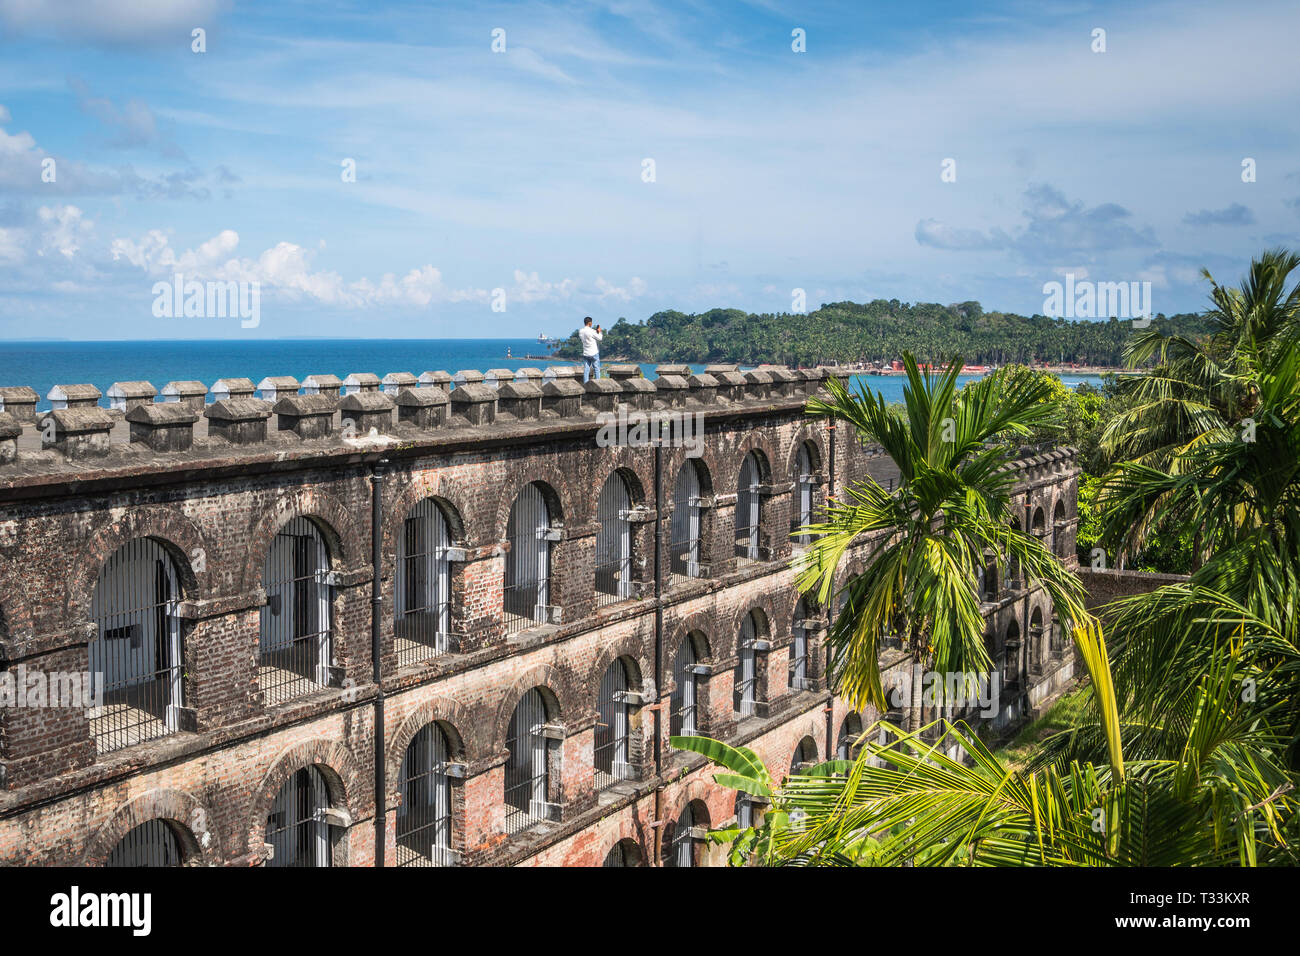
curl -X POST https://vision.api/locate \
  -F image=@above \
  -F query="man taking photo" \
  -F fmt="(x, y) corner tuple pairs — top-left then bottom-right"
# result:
(579, 316), (603, 382)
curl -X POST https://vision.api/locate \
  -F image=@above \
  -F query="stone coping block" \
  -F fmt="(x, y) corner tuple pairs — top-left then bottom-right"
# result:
(542, 379), (584, 397)
(514, 367), (543, 381)
(484, 368), (516, 387)
(343, 372), (381, 394)
(705, 363), (739, 374)
(204, 398), (273, 445)
(38, 407), (115, 458)
(257, 376), (300, 401)
(605, 364), (641, 379)
(498, 380), (544, 399)
(212, 378), (256, 401)
(419, 370), (453, 387)
(712, 369), (748, 386)
(302, 374), (343, 395)
(48, 384), (102, 408)
(275, 393), (337, 439)
(396, 386), (449, 428)
(339, 391), (396, 412)
(161, 381), (209, 410)
(0, 386), (39, 422)
(0, 412), (21, 440)
(107, 381), (157, 411)
(452, 369), (485, 387)
(655, 364), (692, 378)
(497, 380), (543, 420)
(449, 382), (496, 425)
(381, 372), (418, 393)
(542, 365), (582, 382)
(126, 403), (199, 452)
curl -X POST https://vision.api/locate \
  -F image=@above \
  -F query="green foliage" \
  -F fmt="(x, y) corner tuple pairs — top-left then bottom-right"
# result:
(552, 301), (1209, 367)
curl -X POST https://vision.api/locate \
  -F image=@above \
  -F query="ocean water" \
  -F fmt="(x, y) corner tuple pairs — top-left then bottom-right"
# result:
(0, 339), (1103, 411)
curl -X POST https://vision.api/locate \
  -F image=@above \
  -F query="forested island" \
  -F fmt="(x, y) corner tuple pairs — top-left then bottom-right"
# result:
(552, 299), (1209, 367)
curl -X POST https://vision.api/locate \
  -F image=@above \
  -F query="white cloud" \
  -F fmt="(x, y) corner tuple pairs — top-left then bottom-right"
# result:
(0, 0), (227, 45)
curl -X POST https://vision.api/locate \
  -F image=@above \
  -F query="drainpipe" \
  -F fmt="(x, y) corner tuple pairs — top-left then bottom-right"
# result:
(371, 458), (387, 868)
(652, 441), (664, 866)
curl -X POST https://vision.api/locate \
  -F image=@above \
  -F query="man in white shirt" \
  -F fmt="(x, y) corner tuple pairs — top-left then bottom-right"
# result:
(578, 316), (603, 382)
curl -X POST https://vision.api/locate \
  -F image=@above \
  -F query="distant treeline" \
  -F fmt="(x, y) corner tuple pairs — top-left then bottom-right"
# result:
(553, 300), (1211, 366)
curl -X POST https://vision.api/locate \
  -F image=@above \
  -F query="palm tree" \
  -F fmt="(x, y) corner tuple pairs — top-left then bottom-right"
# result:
(793, 353), (1091, 729)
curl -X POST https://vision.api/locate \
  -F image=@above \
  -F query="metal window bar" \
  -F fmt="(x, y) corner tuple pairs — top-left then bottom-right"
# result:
(795, 444), (814, 545)
(394, 500), (452, 666)
(504, 485), (553, 634)
(595, 660), (632, 790)
(395, 723), (455, 866)
(595, 474), (633, 607)
(670, 461), (702, 582)
(836, 714), (863, 761)
(735, 792), (753, 830)
(667, 803), (703, 867)
(788, 621), (808, 691)
(735, 613), (758, 716)
(603, 840), (639, 867)
(670, 637), (698, 737)
(504, 688), (554, 834)
(735, 453), (761, 561)
(106, 818), (183, 867)
(88, 538), (183, 754)
(265, 766), (332, 867)
(259, 517), (331, 706)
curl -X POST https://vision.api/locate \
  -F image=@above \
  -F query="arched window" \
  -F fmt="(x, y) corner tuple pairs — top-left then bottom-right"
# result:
(1051, 613), (1066, 658)
(1029, 607), (1045, 674)
(504, 484), (557, 633)
(671, 633), (707, 737)
(1031, 506), (1046, 540)
(106, 818), (184, 867)
(735, 452), (763, 562)
(504, 688), (559, 833)
(396, 723), (456, 866)
(1007, 517), (1021, 588)
(260, 517), (332, 706)
(596, 658), (636, 790)
(735, 610), (764, 716)
(670, 460), (706, 581)
(603, 838), (642, 867)
(596, 472), (633, 606)
(265, 766), (333, 867)
(790, 735), (818, 775)
(1003, 619), (1021, 689)
(665, 800), (709, 867)
(89, 537), (183, 753)
(1053, 499), (1068, 558)
(395, 498), (453, 665)
(794, 442), (818, 545)
(789, 600), (810, 691)
(836, 712), (864, 761)
(980, 552), (998, 601)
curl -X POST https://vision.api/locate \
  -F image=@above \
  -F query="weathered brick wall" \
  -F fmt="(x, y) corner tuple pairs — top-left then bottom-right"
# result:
(0, 376), (1081, 866)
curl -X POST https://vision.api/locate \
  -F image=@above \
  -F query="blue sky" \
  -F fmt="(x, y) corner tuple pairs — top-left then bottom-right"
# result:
(1, 0), (1298, 340)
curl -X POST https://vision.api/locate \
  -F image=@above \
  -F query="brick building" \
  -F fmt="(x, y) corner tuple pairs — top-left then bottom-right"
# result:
(0, 362), (1078, 866)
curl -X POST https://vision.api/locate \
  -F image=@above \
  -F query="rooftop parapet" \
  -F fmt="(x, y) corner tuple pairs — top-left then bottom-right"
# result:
(497, 381), (543, 420)
(418, 370), (453, 389)
(758, 365), (799, 398)
(484, 369), (515, 388)
(795, 367), (825, 395)
(395, 386), (449, 429)
(605, 364), (641, 380)
(48, 384), (102, 410)
(107, 381), (157, 412)
(541, 379), (584, 418)
(743, 368), (774, 401)
(161, 381), (208, 412)
(343, 373), (380, 395)
(38, 407), (114, 458)
(340, 391), (395, 435)
(126, 403), (199, 452)
(257, 376), (300, 403)
(302, 374), (343, 397)
(515, 368), (543, 382)
(655, 364), (691, 378)
(0, 413), (20, 464)
(205, 397), (272, 445)
(274, 393), (338, 439)
(382, 372), (417, 394)
(652, 371), (689, 407)
(212, 378), (256, 402)
(618, 374), (656, 410)
(0, 386), (39, 422)
(453, 369), (485, 389)
(449, 382), (496, 426)
(710, 368), (747, 402)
